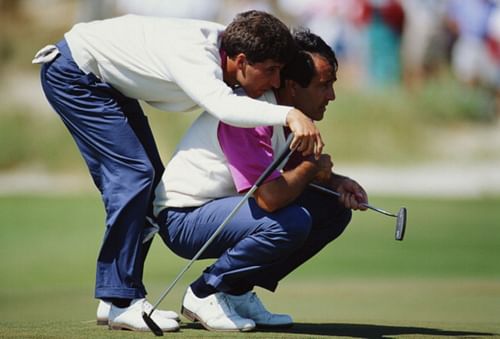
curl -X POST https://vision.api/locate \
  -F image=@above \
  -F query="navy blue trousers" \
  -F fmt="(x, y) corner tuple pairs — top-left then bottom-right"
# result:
(158, 188), (351, 293)
(40, 40), (164, 299)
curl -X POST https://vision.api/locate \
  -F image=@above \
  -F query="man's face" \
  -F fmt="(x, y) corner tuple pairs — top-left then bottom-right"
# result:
(292, 54), (336, 121)
(236, 57), (283, 98)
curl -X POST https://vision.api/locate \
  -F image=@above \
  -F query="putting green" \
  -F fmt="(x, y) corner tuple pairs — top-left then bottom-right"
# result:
(0, 194), (499, 337)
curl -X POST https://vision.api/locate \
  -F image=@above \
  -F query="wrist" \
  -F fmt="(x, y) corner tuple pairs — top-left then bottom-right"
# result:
(285, 108), (298, 126)
(331, 174), (349, 189)
(297, 157), (320, 177)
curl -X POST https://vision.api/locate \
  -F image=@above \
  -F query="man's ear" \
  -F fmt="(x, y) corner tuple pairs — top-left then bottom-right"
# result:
(234, 53), (247, 70)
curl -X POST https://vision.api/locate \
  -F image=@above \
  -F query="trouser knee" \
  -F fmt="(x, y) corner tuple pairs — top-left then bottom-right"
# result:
(274, 206), (312, 250)
(124, 161), (156, 192)
(326, 207), (352, 241)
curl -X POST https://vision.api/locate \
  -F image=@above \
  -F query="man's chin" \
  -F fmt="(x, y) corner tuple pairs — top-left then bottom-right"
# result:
(313, 110), (325, 121)
(250, 89), (266, 98)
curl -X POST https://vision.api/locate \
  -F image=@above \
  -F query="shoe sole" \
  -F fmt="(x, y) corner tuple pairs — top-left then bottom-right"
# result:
(181, 306), (255, 332)
(98, 316), (180, 326)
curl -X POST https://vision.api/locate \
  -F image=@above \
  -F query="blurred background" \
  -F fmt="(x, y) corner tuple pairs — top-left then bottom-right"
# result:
(0, 0), (499, 196)
(0, 1), (499, 337)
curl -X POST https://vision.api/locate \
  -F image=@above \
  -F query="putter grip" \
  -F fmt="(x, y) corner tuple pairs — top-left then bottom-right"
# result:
(254, 133), (294, 187)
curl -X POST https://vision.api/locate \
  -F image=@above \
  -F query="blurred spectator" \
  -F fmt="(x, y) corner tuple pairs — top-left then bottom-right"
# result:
(280, 0), (405, 88)
(446, 0), (499, 115)
(364, 0), (405, 87)
(446, 0), (496, 86)
(400, 0), (449, 89)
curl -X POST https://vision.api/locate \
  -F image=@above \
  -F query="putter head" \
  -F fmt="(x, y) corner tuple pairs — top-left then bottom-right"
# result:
(395, 207), (407, 241)
(142, 311), (164, 336)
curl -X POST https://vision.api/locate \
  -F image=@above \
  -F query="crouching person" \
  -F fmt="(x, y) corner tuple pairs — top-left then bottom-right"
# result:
(153, 29), (368, 332)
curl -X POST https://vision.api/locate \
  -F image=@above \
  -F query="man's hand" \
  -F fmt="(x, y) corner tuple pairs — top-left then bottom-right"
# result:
(286, 108), (324, 159)
(336, 178), (368, 211)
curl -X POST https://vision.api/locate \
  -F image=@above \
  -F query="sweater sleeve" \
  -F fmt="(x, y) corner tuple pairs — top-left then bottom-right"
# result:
(163, 46), (292, 128)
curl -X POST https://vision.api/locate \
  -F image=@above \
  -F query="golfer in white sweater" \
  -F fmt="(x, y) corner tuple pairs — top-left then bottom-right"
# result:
(34, 10), (323, 332)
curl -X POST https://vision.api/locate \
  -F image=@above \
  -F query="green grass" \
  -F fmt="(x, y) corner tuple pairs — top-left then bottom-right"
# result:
(0, 194), (499, 338)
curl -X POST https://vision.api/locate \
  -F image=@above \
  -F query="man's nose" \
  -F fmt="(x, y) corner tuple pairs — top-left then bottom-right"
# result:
(327, 87), (336, 101)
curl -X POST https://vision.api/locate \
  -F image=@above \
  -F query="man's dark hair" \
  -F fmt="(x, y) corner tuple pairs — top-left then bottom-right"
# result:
(281, 51), (315, 88)
(221, 10), (296, 65)
(281, 28), (338, 88)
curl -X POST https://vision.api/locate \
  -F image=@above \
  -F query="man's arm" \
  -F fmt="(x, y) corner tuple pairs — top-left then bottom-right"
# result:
(254, 153), (368, 212)
(253, 158), (319, 213)
(254, 153), (333, 212)
(166, 52), (323, 157)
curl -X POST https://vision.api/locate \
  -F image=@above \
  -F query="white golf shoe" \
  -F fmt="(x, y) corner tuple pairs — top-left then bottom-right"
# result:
(181, 287), (256, 332)
(224, 291), (293, 328)
(107, 298), (180, 332)
(97, 299), (180, 325)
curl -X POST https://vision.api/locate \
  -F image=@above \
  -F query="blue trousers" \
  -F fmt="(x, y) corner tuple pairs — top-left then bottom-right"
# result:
(40, 40), (164, 299)
(158, 188), (351, 293)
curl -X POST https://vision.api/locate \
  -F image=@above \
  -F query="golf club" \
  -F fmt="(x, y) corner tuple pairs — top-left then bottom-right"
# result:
(143, 134), (295, 336)
(309, 183), (407, 241)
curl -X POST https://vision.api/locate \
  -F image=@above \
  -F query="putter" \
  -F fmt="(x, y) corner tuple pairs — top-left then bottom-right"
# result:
(143, 134), (295, 336)
(309, 183), (407, 241)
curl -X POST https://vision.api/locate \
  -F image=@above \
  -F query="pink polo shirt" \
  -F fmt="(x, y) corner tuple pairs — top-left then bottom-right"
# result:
(217, 122), (282, 193)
